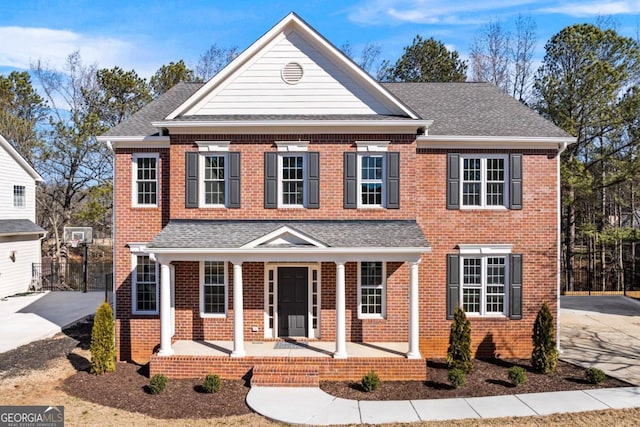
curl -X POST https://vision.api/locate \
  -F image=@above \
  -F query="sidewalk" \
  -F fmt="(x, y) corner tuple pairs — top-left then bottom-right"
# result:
(247, 386), (640, 425)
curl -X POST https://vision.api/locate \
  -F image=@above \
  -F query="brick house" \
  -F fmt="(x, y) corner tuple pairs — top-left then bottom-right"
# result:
(99, 13), (574, 382)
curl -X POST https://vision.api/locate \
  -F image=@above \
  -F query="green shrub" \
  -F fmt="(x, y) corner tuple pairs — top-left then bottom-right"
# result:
(90, 302), (116, 375)
(202, 374), (222, 393)
(448, 368), (467, 388)
(585, 367), (606, 384)
(508, 366), (527, 386)
(361, 370), (381, 392)
(447, 307), (473, 374)
(531, 303), (559, 374)
(149, 374), (168, 395)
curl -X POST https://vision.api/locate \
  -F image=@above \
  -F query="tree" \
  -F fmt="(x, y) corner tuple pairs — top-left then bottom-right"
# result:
(340, 41), (382, 74)
(195, 44), (239, 81)
(379, 35), (467, 82)
(446, 307), (473, 373)
(90, 302), (116, 374)
(149, 60), (195, 97)
(511, 13), (537, 102)
(531, 303), (558, 374)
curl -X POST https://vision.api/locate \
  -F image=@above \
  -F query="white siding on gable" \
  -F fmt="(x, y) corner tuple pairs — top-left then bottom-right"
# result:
(0, 236), (41, 298)
(0, 144), (37, 222)
(192, 31), (396, 116)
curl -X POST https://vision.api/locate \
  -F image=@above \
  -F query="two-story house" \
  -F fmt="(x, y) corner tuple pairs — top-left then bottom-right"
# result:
(99, 13), (574, 382)
(0, 134), (46, 299)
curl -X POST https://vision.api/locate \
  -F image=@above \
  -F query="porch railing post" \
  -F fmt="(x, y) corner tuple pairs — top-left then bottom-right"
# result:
(158, 262), (174, 356)
(407, 260), (422, 359)
(231, 261), (246, 357)
(334, 261), (347, 359)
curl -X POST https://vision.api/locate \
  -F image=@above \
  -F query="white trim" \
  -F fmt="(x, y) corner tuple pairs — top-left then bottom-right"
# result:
(130, 251), (159, 315)
(278, 153), (306, 208)
(356, 141), (389, 152)
(0, 134), (43, 182)
(199, 152), (228, 208)
(276, 141), (309, 152)
(196, 141), (230, 152)
(357, 261), (386, 319)
(242, 226), (327, 249)
(13, 185), (26, 208)
(131, 153), (159, 208)
(458, 244), (513, 255)
(98, 136), (170, 149)
(417, 135), (575, 150)
(357, 153), (386, 208)
(459, 254), (510, 317)
(199, 260), (228, 318)
(459, 154), (509, 209)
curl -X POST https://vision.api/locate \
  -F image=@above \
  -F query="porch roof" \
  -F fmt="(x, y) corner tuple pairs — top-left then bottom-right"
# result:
(145, 219), (429, 262)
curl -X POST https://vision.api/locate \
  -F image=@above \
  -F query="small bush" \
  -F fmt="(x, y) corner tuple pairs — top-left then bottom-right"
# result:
(202, 374), (222, 393)
(448, 368), (467, 388)
(531, 302), (559, 374)
(149, 374), (168, 395)
(361, 370), (381, 392)
(447, 307), (473, 374)
(90, 302), (116, 375)
(508, 366), (527, 386)
(585, 367), (606, 384)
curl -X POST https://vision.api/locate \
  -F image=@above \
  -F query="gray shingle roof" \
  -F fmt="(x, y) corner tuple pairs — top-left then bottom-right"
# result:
(383, 82), (572, 138)
(0, 219), (46, 236)
(147, 220), (429, 249)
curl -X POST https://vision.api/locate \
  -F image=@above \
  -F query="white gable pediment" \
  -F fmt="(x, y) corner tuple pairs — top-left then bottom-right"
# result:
(168, 13), (418, 120)
(242, 226), (327, 249)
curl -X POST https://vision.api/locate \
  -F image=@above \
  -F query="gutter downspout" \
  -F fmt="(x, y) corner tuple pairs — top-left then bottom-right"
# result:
(556, 141), (570, 353)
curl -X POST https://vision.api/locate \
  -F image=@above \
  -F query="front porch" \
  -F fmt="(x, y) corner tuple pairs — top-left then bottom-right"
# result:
(150, 339), (426, 382)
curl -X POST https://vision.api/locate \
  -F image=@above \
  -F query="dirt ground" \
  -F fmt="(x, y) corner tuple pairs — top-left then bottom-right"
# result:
(0, 319), (639, 426)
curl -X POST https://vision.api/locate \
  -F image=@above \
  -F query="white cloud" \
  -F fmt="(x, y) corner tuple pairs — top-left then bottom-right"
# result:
(539, 1), (640, 17)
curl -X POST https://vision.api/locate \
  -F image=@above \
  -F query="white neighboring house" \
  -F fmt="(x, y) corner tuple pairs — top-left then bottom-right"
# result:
(0, 134), (46, 299)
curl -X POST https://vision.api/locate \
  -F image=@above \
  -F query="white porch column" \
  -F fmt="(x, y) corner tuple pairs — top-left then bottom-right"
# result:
(231, 261), (246, 357)
(407, 260), (422, 359)
(158, 262), (174, 356)
(334, 261), (347, 359)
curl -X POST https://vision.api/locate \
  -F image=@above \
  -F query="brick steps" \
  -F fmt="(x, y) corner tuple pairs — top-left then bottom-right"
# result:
(251, 363), (320, 387)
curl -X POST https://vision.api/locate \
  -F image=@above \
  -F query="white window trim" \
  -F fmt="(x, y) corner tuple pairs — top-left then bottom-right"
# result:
(278, 153), (306, 208)
(196, 141), (230, 152)
(199, 261), (228, 318)
(459, 252), (510, 317)
(276, 141), (309, 152)
(130, 247), (159, 315)
(357, 261), (387, 319)
(460, 154), (509, 209)
(199, 152), (228, 208)
(132, 153), (159, 208)
(13, 185), (26, 208)
(356, 141), (389, 152)
(357, 154), (386, 208)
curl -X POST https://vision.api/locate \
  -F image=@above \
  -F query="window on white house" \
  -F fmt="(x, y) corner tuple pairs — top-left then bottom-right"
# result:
(461, 156), (507, 208)
(359, 261), (386, 318)
(133, 154), (158, 206)
(201, 261), (227, 316)
(462, 256), (506, 315)
(133, 255), (158, 314)
(202, 154), (226, 206)
(13, 185), (25, 207)
(359, 155), (384, 207)
(280, 154), (304, 206)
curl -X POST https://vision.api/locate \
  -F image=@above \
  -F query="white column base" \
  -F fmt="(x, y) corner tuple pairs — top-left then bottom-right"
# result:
(333, 351), (348, 359)
(157, 347), (175, 357)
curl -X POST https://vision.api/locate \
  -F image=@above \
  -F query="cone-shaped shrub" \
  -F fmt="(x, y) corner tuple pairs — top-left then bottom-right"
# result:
(446, 307), (473, 374)
(531, 302), (558, 374)
(90, 302), (116, 375)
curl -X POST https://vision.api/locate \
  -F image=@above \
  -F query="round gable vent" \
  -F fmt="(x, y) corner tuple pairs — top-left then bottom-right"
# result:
(281, 62), (303, 84)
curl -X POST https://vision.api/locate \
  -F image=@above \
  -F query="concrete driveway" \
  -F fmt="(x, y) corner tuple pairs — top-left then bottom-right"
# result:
(0, 291), (105, 353)
(560, 296), (640, 386)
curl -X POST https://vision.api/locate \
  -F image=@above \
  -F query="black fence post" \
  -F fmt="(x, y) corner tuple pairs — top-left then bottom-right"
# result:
(82, 242), (88, 293)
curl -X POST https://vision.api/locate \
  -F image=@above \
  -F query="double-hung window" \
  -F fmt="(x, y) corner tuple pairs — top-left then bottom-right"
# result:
(280, 154), (305, 206)
(132, 154), (158, 206)
(201, 261), (227, 316)
(264, 149), (319, 209)
(133, 255), (158, 314)
(201, 154), (226, 206)
(13, 185), (25, 208)
(344, 148), (399, 209)
(461, 156), (507, 208)
(358, 261), (386, 318)
(185, 143), (241, 209)
(359, 155), (384, 207)
(462, 256), (507, 315)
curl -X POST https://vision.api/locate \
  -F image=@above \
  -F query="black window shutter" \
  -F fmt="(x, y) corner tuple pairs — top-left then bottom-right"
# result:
(510, 154), (523, 210)
(344, 152), (357, 208)
(307, 151), (320, 208)
(447, 153), (460, 209)
(446, 254), (460, 320)
(264, 152), (277, 208)
(386, 152), (400, 209)
(185, 152), (198, 208)
(228, 152), (241, 208)
(510, 254), (523, 320)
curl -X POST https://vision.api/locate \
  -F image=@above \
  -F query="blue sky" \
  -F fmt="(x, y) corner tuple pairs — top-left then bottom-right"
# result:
(1, 1), (639, 79)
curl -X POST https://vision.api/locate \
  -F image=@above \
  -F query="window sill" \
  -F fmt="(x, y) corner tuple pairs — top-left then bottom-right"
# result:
(357, 205), (384, 209)
(132, 205), (159, 209)
(465, 314), (509, 320)
(200, 313), (227, 319)
(460, 206), (508, 211)
(132, 311), (159, 316)
(358, 314), (386, 320)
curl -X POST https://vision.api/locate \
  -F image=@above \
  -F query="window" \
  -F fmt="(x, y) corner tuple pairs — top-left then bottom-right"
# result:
(264, 152), (319, 209)
(133, 255), (158, 314)
(358, 261), (386, 318)
(201, 261), (227, 316)
(280, 154), (304, 206)
(462, 256), (506, 315)
(133, 154), (158, 206)
(13, 185), (25, 207)
(202, 154), (226, 206)
(359, 155), (384, 207)
(461, 156), (507, 208)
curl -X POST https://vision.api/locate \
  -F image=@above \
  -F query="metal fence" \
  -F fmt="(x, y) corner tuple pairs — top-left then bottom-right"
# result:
(32, 261), (112, 292)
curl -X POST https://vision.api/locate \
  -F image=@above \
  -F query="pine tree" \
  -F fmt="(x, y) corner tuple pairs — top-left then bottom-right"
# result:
(447, 307), (473, 373)
(531, 303), (558, 373)
(90, 302), (116, 375)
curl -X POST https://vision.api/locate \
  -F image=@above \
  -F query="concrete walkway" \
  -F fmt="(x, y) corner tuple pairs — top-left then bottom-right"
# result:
(0, 291), (105, 353)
